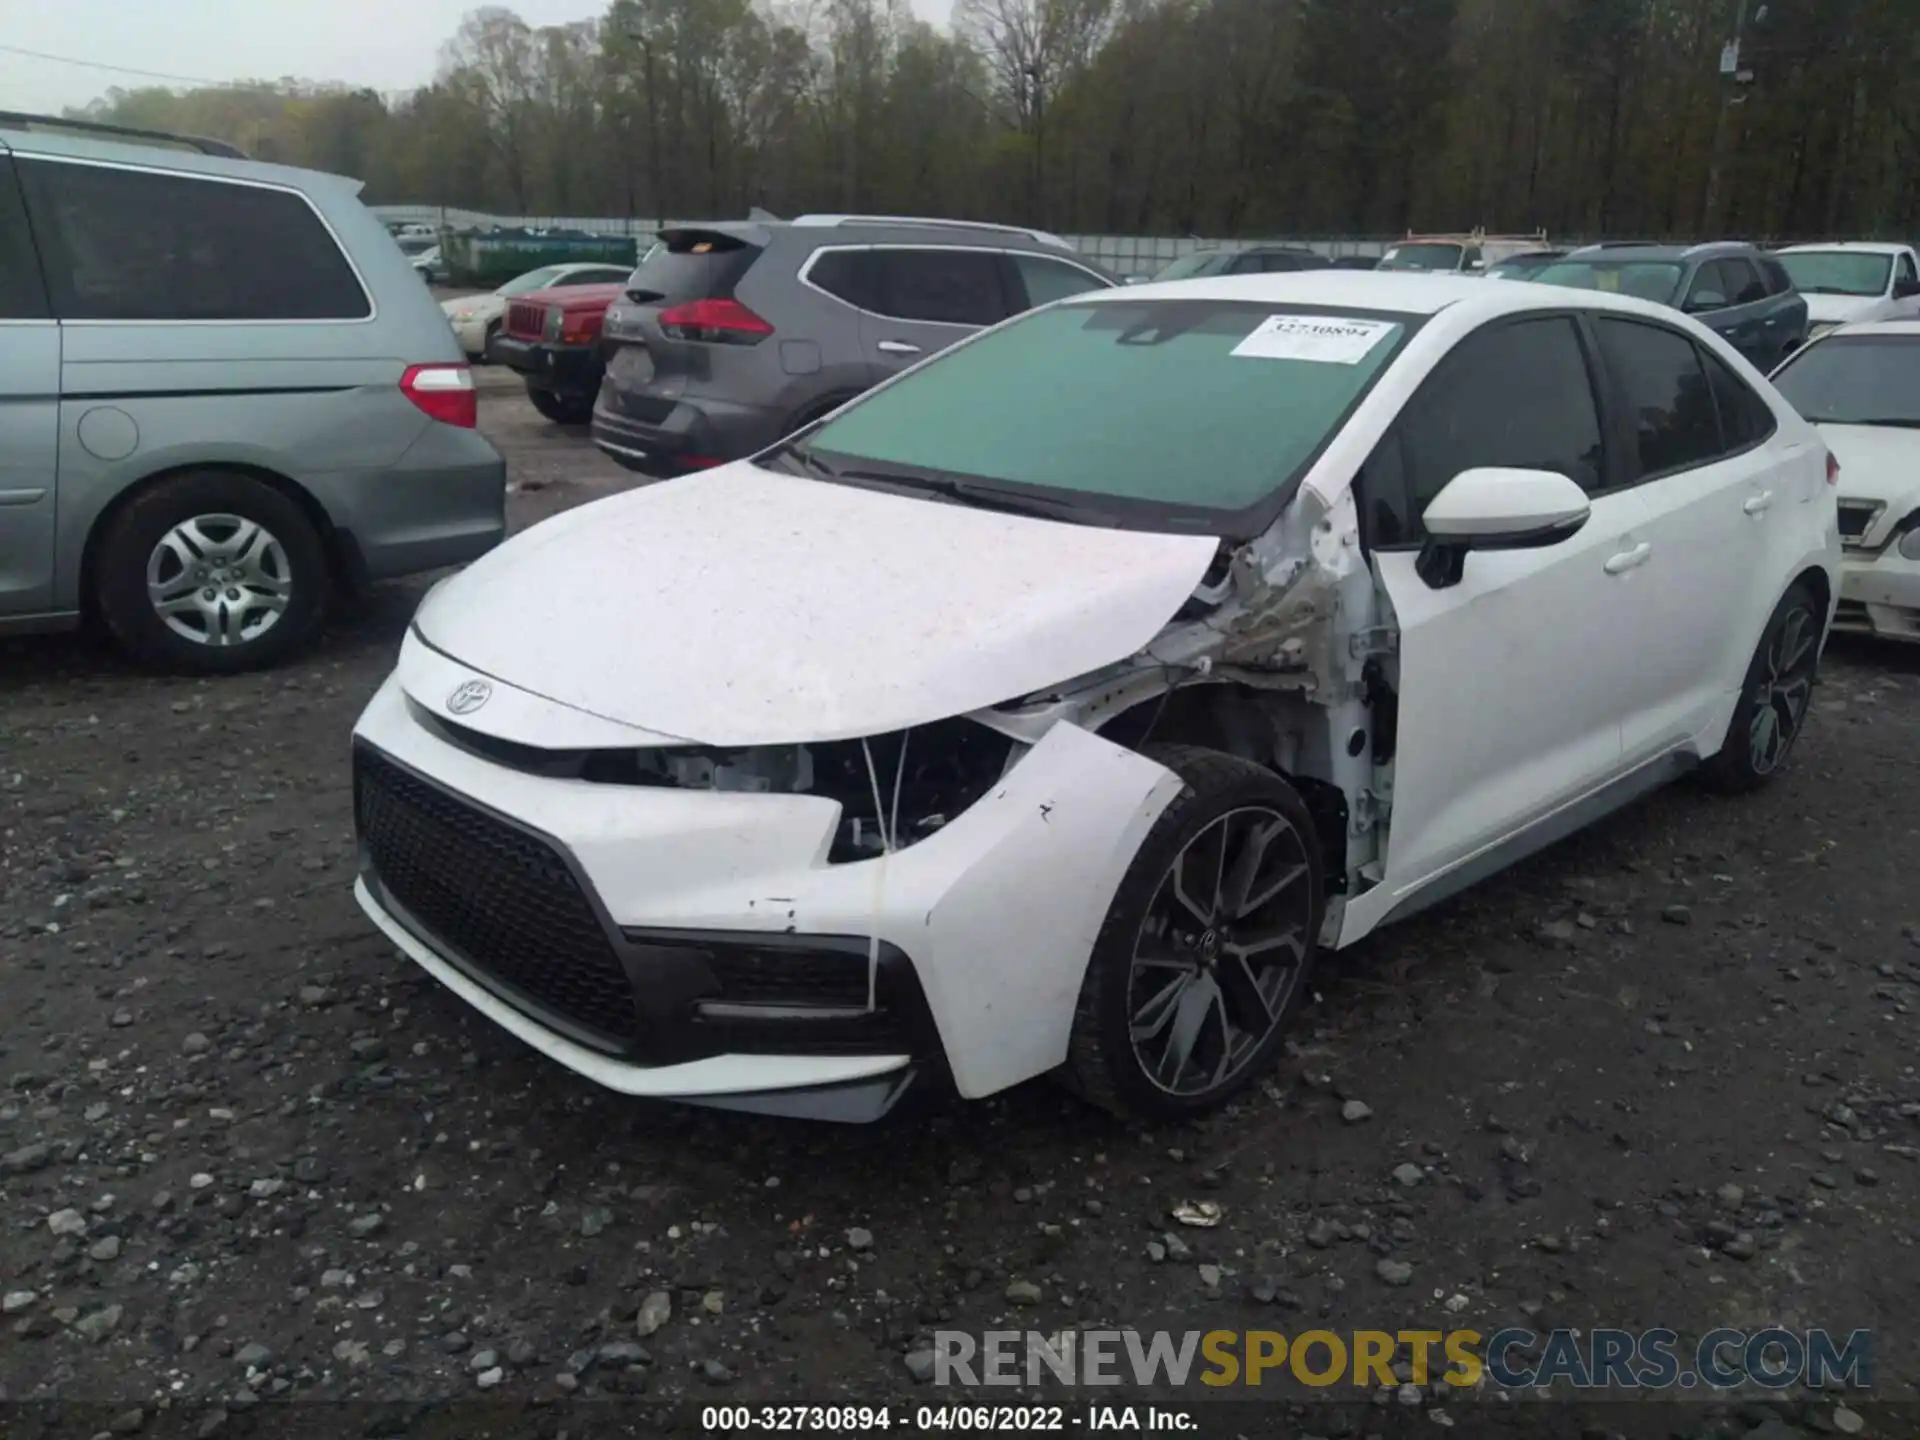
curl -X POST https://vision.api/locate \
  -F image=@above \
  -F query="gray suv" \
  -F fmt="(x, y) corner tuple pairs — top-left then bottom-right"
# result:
(0, 113), (506, 674)
(592, 215), (1117, 476)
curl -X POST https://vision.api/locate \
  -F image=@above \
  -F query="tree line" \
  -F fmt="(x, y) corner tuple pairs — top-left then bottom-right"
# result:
(63, 0), (1920, 240)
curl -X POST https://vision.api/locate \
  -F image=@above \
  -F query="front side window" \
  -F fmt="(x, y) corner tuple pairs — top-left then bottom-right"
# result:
(1771, 335), (1920, 428)
(1360, 316), (1604, 547)
(1011, 253), (1106, 309)
(869, 249), (1006, 325)
(1777, 249), (1894, 299)
(18, 159), (370, 322)
(1591, 317), (1725, 477)
(793, 299), (1415, 530)
(1534, 259), (1683, 305)
(1898, 253), (1918, 287)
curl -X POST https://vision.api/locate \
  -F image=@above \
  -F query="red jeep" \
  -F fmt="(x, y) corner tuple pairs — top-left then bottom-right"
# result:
(487, 281), (625, 425)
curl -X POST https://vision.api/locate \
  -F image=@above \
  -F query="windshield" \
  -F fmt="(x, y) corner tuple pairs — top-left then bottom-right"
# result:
(1777, 251), (1892, 298)
(397, 237), (436, 257)
(1772, 335), (1920, 426)
(1379, 243), (1464, 272)
(498, 266), (567, 296)
(792, 299), (1414, 531)
(1532, 259), (1683, 304)
(1152, 252), (1233, 282)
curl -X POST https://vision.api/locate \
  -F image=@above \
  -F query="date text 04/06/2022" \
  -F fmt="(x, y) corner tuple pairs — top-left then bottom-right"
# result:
(700, 1405), (1197, 1431)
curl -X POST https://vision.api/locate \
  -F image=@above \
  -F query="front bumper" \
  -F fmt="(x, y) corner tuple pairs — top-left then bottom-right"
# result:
(448, 313), (492, 358)
(1835, 549), (1920, 642)
(487, 335), (602, 398)
(348, 651), (1184, 1115)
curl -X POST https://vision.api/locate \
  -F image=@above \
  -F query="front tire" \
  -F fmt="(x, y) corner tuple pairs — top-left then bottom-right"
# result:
(526, 385), (593, 426)
(93, 470), (329, 675)
(1063, 745), (1324, 1120)
(1701, 579), (1824, 793)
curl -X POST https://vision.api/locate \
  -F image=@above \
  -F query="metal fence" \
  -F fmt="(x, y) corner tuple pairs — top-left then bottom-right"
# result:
(370, 204), (1405, 277)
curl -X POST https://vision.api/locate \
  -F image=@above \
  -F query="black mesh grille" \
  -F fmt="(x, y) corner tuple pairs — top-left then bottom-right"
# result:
(704, 947), (871, 1009)
(1838, 501), (1881, 541)
(354, 746), (637, 1051)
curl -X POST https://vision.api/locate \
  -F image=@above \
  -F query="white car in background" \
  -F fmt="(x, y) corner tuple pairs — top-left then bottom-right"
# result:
(351, 273), (1839, 1124)
(440, 262), (638, 361)
(1774, 242), (1920, 341)
(1771, 320), (1920, 642)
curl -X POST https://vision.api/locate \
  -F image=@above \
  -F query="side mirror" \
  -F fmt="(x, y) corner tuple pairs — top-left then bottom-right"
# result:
(1894, 276), (1920, 299)
(1416, 467), (1592, 589)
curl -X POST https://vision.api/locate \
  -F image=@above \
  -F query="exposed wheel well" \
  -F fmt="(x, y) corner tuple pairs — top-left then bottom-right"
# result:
(80, 462), (345, 620)
(786, 389), (868, 436)
(1794, 564), (1831, 630)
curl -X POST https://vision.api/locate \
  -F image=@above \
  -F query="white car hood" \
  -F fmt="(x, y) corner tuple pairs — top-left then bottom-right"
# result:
(1819, 423), (1920, 512)
(1804, 294), (1881, 327)
(412, 464), (1221, 746)
(442, 294), (505, 322)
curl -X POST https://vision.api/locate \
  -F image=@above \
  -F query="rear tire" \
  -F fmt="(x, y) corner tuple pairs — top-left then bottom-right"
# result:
(93, 470), (329, 675)
(1061, 745), (1324, 1121)
(526, 385), (593, 426)
(1701, 579), (1824, 793)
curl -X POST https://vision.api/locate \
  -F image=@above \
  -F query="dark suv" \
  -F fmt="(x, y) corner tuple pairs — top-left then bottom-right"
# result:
(592, 215), (1117, 475)
(1531, 242), (1807, 369)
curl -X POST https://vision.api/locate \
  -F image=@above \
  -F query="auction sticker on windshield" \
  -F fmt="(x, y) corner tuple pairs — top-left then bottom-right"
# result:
(1232, 314), (1398, 364)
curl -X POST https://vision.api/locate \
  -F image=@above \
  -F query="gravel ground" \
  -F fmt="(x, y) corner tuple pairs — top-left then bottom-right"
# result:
(4, 373), (1920, 1439)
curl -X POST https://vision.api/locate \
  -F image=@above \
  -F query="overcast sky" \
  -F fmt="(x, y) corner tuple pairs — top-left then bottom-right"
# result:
(0, 0), (957, 115)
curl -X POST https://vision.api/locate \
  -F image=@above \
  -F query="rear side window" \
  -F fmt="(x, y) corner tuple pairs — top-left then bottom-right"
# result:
(18, 159), (369, 321)
(624, 230), (759, 304)
(806, 249), (882, 311)
(0, 159), (48, 320)
(1759, 257), (1794, 294)
(1010, 253), (1105, 309)
(1364, 316), (1603, 546)
(868, 249), (1006, 326)
(1700, 348), (1777, 451)
(1725, 257), (1768, 305)
(1592, 317), (1725, 478)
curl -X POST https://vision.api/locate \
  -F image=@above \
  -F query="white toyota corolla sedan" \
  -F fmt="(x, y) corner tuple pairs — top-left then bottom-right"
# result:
(350, 273), (1841, 1123)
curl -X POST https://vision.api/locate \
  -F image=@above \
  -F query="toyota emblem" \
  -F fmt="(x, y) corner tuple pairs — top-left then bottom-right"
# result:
(446, 679), (492, 715)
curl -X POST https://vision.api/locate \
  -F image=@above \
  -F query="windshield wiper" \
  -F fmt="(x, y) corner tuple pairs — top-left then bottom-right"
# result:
(762, 439), (841, 481)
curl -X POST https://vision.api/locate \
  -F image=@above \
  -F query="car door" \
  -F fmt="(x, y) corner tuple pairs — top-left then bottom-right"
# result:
(0, 153), (59, 616)
(1587, 315), (1801, 762)
(1359, 313), (1645, 901)
(859, 246), (1012, 381)
(1892, 251), (1920, 320)
(1687, 259), (1762, 362)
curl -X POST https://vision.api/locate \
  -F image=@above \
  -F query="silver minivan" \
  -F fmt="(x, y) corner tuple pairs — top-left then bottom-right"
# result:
(0, 114), (506, 673)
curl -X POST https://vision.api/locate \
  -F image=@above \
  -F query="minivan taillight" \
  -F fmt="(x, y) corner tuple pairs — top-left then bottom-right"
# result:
(400, 364), (477, 428)
(658, 298), (773, 344)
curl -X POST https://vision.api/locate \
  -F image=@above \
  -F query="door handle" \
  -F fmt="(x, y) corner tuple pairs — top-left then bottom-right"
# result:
(876, 340), (922, 356)
(1744, 490), (1774, 515)
(1604, 542), (1652, 575)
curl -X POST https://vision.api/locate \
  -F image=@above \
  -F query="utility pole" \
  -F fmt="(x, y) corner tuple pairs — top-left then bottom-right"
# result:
(1701, 0), (1756, 235)
(1026, 61), (1045, 229)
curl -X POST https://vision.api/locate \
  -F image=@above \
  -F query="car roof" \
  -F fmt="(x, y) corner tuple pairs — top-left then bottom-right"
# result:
(1777, 241), (1910, 256)
(1078, 270), (1692, 326)
(1825, 318), (1920, 338)
(0, 119), (359, 198)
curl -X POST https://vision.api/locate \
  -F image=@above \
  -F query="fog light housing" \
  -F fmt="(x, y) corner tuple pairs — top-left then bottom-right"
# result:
(1897, 522), (1920, 562)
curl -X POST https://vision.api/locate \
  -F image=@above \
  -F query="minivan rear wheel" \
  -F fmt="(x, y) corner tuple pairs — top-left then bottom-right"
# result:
(94, 470), (329, 674)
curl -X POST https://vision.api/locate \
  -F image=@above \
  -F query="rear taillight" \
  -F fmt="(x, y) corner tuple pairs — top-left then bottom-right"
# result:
(1826, 451), (1841, 485)
(400, 363), (477, 428)
(658, 298), (773, 344)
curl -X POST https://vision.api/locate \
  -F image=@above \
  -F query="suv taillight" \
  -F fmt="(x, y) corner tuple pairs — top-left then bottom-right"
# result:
(658, 298), (773, 344)
(400, 364), (477, 428)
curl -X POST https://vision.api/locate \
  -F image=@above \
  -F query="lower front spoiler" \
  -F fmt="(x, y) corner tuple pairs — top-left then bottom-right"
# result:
(353, 876), (921, 1122)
